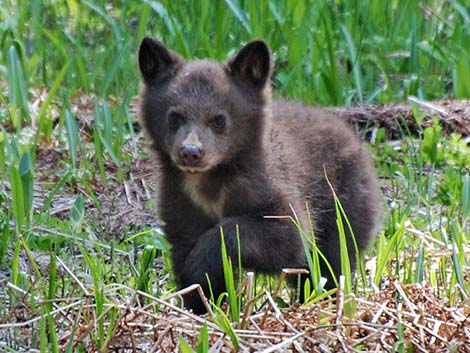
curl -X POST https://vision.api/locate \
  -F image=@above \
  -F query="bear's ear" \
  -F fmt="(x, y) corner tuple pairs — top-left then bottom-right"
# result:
(138, 37), (184, 83)
(225, 40), (272, 88)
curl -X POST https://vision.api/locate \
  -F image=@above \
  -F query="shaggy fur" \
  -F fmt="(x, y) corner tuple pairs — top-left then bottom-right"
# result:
(138, 37), (380, 314)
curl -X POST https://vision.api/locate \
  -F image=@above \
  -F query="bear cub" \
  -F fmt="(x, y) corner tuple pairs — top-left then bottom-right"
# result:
(138, 37), (380, 314)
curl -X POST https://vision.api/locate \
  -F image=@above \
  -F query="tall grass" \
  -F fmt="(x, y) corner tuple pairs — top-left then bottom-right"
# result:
(1, 1), (469, 107)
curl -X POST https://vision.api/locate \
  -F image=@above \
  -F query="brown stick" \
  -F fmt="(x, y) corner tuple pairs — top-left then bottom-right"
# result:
(328, 98), (470, 137)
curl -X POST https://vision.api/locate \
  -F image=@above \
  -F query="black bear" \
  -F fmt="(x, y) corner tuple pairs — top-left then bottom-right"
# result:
(138, 37), (380, 314)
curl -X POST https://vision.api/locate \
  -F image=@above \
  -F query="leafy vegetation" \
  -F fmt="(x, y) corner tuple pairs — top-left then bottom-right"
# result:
(0, 0), (469, 351)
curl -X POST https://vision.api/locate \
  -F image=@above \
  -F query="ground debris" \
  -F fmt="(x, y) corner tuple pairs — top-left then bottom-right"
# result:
(330, 98), (470, 138)
(2, 281), (468, 352)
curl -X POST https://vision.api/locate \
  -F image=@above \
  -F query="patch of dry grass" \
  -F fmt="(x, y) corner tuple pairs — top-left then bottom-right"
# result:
(1, 276), (469, 352)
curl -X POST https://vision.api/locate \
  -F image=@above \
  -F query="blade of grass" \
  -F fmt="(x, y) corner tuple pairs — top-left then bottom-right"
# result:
(0, 221), (10, 267)
(10, 163), (25, 234)
(98, 44), (128, 97)
(70, 194), (85, 232)
(462, 174), (470, 217)
(6, 43), (29, 130)
(212, 305), (240, 351)
(94, 100), (121, 169)
(374, 220), (406, 285)
(136, 245), (157, 294)
(415, 244), (425, 283)
(64, 109), (80, 170)
(321, 12), (342, 105)
(453, 55), (470, 98)
(196, 323), (209, 353)
(451, 241), (467, 297)
(80, 245), (106, 347)
(178, 336), (196, 353)
(82, 0), (121, 40)
(19, 150), (34, 227)
(10, 238), (22, 286)
(341, 24), (363, 105)
(36, 60), (71, 123)
(47, 252), (59, 353)
(224, 0), (252, 34)
(40, 170), (71, 214)
(220, 229), (239, 323)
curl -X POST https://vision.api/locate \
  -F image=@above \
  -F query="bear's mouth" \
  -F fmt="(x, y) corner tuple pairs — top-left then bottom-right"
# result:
(177, 165), (212, 174)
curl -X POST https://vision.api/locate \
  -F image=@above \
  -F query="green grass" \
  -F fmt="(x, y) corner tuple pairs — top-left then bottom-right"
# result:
(1, 0), (470, 351)
(1, 0), (470, 107)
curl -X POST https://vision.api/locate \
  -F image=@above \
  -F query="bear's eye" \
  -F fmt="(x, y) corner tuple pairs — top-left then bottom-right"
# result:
(212, 114), (226, 131)
(168, 111), (185, 130)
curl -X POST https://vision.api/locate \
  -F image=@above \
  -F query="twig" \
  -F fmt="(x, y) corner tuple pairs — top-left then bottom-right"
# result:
(165, 283), (214, 317)
(408, 96), (448, 116)
(56, 256), (90, 296)
(258, 332), (305, 353)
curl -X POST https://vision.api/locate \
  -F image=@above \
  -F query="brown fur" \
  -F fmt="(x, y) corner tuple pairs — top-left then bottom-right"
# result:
(138, 37), (380, 314)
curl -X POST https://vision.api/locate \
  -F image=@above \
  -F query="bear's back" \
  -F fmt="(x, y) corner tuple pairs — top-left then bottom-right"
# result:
(264, 100), (380, 246)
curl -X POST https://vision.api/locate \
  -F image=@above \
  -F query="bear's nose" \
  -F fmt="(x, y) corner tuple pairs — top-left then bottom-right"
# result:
(179, 145), (204, 166)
